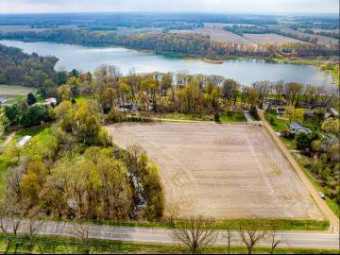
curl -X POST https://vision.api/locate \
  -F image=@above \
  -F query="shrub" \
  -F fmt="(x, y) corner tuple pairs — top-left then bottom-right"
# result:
(214, 111), (220, 122)
(27, 93), (37, 105)
(295, 133), (311, 150)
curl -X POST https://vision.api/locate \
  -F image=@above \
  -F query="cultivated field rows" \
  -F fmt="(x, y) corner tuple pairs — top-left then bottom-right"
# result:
(107, 122), (323, 220)
(169, 27), (306, 45)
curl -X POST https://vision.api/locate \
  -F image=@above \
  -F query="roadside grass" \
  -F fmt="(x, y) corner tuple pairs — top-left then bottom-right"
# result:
(154, 112), (214, 121)
(220, 113), (246, 122)
(73, 218), (329, 231)
(0, 235), (338, 254)
(152, 112), (246, 122)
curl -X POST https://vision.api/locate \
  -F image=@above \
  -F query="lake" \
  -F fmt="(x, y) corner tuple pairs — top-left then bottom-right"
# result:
(0, 40), (334, 87)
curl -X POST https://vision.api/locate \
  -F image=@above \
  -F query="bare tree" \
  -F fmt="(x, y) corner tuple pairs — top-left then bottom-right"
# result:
(126, 144), (143, 173)
(237, 219), (269, 254)
(269, 223), (282, 254)
(223, 222), (236, 254)
(0, 211), (12, 254)
(0, 203), (24, 254)
(165, 200), (179, 226)
(26, 215), (43, 253)
(171, 217), (218, 254)
(252, 81), (271, 107)
(4, 163), (27, 203)
(72, 223), (91, 254)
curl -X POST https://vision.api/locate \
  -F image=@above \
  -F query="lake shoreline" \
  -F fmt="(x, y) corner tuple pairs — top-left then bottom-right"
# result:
(0, 39), (335, 88)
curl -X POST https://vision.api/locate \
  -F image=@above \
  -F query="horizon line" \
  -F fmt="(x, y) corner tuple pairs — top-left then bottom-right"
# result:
(0, 11), (339, 16)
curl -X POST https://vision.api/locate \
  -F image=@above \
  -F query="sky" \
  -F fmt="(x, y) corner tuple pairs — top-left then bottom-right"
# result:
(0, 0), (338, 14)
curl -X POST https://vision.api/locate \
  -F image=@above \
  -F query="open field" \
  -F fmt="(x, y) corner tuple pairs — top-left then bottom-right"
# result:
(243, 33), (304, 44)
(107, 122), (323, 220)
(0, 85), (35, 98)
(169, 27), (307, 45)
(279, 27), (339, 46)
(0, 25), (77, 32)
(169, 28), (255, 45)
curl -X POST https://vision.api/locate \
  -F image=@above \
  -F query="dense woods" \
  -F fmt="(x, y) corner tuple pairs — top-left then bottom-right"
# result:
(3, 98), (164, 221)
(0, 44), (58, 87)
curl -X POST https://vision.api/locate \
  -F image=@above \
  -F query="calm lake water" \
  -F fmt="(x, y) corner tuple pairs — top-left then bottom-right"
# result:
(0, 40), (334, 87)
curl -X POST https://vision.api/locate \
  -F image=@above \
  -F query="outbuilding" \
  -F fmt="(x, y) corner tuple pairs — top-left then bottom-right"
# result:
(289, 122), (311, 134)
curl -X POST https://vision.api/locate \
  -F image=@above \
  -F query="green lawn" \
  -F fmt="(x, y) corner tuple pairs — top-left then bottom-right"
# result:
(0, 126), (53, 189)
(220, 113), (246, 122)
(75, 95), (95, 104)
(280, 136), (296, 150)
(265, 112), (289, 132)
(4, 95), (26, 104)
(0, 235), (338, 254)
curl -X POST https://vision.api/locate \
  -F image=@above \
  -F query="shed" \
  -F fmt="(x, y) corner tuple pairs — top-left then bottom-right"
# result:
(17, 136), (32, 147)
(289, 122), (311, 134)
(44, 97), (57, 106)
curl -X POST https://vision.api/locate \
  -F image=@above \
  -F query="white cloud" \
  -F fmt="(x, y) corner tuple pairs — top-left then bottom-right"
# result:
(0, 0), (338, 14)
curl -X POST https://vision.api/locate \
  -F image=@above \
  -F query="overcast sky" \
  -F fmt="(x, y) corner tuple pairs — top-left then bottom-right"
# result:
(0, 0), (338, 14)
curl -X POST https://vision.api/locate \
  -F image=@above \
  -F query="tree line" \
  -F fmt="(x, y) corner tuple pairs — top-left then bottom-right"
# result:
(0, 44), (58, 87)
(1, 29), (338, 60)
(2, 97), (164, 223)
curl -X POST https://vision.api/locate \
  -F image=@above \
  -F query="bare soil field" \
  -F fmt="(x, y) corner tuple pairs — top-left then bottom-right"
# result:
(107, 122), (323, 220)
(0, 25), (77, 32)
(169, 28), (255, 45)
(279, 28), (339, 46)
(243, 33), (304, 44)
(169, 27), (308, 46)
(0, 85), (35, 98)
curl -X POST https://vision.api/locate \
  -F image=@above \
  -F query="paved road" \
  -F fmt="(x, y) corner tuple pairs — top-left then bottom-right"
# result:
(7, 220), (339, 250)
(257, 110), (339, 233)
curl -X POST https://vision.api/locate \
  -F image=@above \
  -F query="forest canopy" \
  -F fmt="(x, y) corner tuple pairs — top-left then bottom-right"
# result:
(0, 44), (58, 87)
